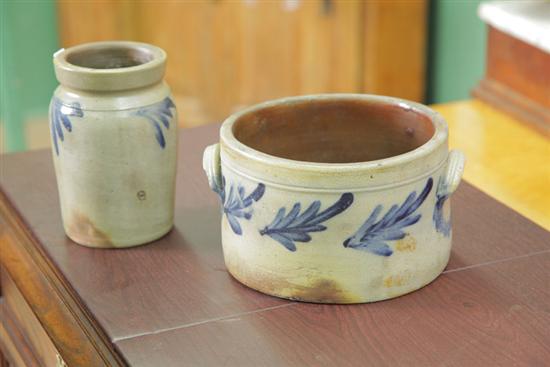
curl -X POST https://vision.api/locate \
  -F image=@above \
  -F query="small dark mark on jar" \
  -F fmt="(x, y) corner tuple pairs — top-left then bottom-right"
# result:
(370, 175), (374, 179)
(137, 190), (146, 201)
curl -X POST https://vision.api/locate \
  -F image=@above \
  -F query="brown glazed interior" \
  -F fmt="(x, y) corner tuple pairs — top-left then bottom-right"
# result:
(66, 47), (154, 69)
(233, 99), (435, 163)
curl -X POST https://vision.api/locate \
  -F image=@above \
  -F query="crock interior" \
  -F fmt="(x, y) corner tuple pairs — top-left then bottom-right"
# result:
(233, 99), (436, 163)
(66, 46), (154, 69)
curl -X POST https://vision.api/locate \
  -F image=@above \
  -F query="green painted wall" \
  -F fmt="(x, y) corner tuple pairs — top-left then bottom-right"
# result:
(1, 0), (59, 152)
(428, 0), (487, 103)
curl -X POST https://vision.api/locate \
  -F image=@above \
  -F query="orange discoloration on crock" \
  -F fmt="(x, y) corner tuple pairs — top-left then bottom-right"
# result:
(383, 273), (411, 288)
(395, 235), (417, 252)
(288, 279), (359, 304)
(225, 257), (360, 303)
(66, 211), (113, 247)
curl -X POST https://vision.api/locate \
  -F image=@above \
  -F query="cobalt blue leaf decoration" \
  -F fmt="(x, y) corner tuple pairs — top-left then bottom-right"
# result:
(343, 178), (433, 257)
(134, 97), (176, 148)
(433, 177), (451, 237)
(260, 193), (354, 252)
(50, 98), (84, 156)
(215, 176), (265, 235)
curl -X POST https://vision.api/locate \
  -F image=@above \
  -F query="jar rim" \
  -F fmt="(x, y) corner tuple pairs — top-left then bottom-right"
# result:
(53, 41), (166, 92)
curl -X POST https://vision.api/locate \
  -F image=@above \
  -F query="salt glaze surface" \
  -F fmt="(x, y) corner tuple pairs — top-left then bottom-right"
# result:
(50, 41), (177, 248)
(204, 94), (465, 303)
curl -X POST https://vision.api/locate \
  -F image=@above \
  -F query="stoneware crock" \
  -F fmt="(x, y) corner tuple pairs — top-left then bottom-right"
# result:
(203, 94), (465, 303)
(50, 41), (177, 248)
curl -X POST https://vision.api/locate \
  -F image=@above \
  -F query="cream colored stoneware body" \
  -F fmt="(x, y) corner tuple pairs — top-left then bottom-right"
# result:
(204, 94), (464, 303)
(50, 41), (177, 248)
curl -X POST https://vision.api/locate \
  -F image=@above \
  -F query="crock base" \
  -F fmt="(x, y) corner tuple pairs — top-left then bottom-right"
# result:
(225, 258), (449, 304)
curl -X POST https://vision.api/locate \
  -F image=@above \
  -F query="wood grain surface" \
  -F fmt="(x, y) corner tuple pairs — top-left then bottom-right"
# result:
(485, 27), (550, 108)
(363, 0), (427, 102)
(1, 268), (59, 366)
(433, 100), (550, 230)
(1, 123), (549, 366)
(57, 0), (427, 126)
(472, 27), (550, 132)
(0, 302), (40, 367)
(116, 253), (550, 367)
(0, 198), (125, 366)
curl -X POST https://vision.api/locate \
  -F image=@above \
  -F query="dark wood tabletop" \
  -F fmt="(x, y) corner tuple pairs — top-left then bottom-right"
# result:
(1, 124), (549, 366)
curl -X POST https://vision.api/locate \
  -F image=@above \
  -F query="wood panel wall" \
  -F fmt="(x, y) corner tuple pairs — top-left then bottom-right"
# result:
(57, 0), (426, 127)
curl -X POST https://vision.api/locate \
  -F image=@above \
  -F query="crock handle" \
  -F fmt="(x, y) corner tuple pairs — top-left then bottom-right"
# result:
(203, 143), (223, 192)
(442, 150), (466, 196)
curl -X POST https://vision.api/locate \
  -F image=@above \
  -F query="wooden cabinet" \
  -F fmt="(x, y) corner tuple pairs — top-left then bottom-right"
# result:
(57, 0), (427, 127)
(1, 268), (61, 367)
(0, 201), (125, 367)
(473, 1), (550, 133)
(473, 26), (550, 132)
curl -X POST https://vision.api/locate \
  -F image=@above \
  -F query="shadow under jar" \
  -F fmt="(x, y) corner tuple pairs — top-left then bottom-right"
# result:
(50, 41), (178, 248)
(204, 94), (465, 303)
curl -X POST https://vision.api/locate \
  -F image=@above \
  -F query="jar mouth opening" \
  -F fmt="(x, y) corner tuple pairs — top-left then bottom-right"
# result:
(65, 46), (155, 70)
(220, 94), (449, 190)
(53, 41), (166, 91)
(231, 97), (435, 164)
(221, 94), (447, 172)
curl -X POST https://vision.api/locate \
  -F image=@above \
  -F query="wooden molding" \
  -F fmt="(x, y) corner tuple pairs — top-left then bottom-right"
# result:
(0, 191), (126, 367)
(1, 267), (60, 366)
(472, 78), (550, 136)
(0, 300), (41, 367)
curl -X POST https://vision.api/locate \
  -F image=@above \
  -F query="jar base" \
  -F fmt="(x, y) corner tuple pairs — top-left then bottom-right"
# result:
(65, 224), (173, 249)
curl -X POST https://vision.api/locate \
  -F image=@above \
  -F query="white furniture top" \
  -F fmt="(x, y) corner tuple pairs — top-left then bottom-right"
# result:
(479, 0), (550, 54)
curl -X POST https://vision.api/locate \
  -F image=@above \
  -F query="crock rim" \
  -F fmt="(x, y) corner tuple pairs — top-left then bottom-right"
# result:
(220, 93), (448, 175)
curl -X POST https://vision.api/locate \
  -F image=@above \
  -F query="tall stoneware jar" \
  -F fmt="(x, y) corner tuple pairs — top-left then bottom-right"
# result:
(50, 41), (178, 248)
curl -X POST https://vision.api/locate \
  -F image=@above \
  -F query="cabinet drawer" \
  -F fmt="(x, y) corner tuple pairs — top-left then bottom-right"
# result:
(0, 268), (62, 367)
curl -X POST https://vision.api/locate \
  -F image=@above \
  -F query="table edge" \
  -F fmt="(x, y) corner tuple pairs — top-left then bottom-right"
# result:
(0, 189), (126, 367)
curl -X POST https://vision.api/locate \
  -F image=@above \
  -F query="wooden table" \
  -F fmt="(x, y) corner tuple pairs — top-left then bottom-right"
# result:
(434, 99), (550, 230)
(1, 100), (549, 366)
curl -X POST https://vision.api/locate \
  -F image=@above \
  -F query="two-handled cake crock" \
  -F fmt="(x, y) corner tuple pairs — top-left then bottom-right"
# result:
(204, 94), (465, 304)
